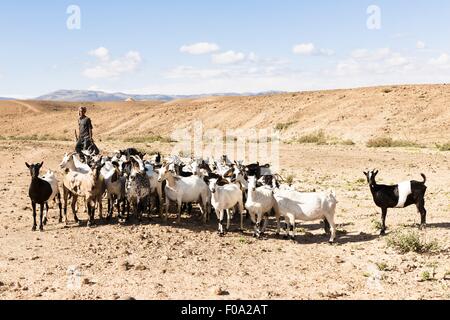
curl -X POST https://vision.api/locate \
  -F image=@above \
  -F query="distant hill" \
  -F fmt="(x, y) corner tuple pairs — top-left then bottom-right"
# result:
(35, 89), (285, 102)
(0, 97), (13, 100)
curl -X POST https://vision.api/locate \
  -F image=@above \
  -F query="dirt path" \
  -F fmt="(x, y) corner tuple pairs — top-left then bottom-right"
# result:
(10, 101), (42, 114)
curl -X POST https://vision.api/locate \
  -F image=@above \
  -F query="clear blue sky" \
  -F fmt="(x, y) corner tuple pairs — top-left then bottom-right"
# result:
(1, 0), (449, 97)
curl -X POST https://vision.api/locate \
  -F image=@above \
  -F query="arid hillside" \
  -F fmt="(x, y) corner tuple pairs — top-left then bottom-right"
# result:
(0, 84), (449, 145)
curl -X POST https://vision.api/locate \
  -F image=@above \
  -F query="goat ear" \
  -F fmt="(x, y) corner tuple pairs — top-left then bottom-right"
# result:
(39, 162), (44, 168)
(25, 162), (31, 168)
(363, 171), (368, 176)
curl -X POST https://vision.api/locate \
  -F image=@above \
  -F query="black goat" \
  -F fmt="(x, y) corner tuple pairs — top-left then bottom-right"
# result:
(364, 170), (427, 235)
(245, 163), (271, 179)
(26, 162), (53, 231)
(120, 148), (145, 160)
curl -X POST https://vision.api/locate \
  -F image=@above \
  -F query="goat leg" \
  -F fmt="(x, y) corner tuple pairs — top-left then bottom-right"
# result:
(72, 195), (79, 224)
(107, 197), (112, 220)
(283, 218), (290, 240)
(218, 209), (225, 236)
(327, 215), (337, 244)
(177, 201), (182, 224)
(417, 199), (427, 230)
(31, 202), (37, 231)
(57, 192), (64, 224)
(43, 202), (49, 225)
(226, 210), (231, 232)
(39, 203), (44, 232)
(261, 215), (269, 235)
(380, 208), (387, 236)
(324, 219), (331, 234)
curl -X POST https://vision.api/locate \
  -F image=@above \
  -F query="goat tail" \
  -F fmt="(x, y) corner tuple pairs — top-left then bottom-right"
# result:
(420, 173), (427, 184)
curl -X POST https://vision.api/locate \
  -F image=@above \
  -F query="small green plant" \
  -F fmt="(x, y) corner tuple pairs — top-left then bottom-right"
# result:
(376, 262), (389, 272)
(444, 270), (450, 279)
(296, 228), (306, 234)
(284, 174), (295, 186)
(291, 130), (327, 145)
(238, 237), (252, 245)
(436, 142), (450, 151)
(372, 218), (383, 231)
(420, 271), (432, 282)
(386, 230), (440, 254)
(275, 121), (297, 131)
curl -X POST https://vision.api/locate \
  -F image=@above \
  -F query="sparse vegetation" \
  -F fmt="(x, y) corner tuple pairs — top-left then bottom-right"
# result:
(287, 131), (355, 146)
(420, 271), (432, 282)
(436, 142), (450, 151)
(0, 135), (71, 142)
(289, 130), (327, 145)
(284, 174), (295, 186)
(376, 262), (389, 272)
(124, 135), (176, 144)
(383, 88), (393, 94)
(275, 121), (297, 131)
(372, 218), (383, 231)
(367, 137), (424, 148)
(386, 230), (440, 254)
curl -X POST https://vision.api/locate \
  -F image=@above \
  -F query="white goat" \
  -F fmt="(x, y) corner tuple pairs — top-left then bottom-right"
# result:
(62, 162), (105, 226)
(101, 161), (127, 219)
(273, 189), (338, 243)
(245, 176), (280, 238)
(41, 170), (64, 224)
(209, 179), (244, 236)
(59, 152), (91, 174)
(158, 164), (210, 223)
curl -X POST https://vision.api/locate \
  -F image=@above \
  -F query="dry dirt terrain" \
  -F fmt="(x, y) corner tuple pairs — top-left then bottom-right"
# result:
(0, 85), (449, 300)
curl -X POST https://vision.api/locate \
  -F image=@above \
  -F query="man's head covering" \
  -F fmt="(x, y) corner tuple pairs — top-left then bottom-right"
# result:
(79, 106), (87, 112)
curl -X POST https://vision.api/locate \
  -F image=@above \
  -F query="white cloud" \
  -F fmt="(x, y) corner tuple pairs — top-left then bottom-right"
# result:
(293, 43), (334, 56)
(293, 43), (315, 55)
(416, 41), (426, 50)
(165, 66), (228, 79)
(428, 53), (450, 70)
(83, 48), (142, 79)
(336, 48), (412, 76)
(351, 48), (392, 61)
(180, 42), (220, 55)
(429, 53), (449, 66)
(212, 51), (246, 64)
(351, 49), (369, 59)
(89, 47), (110, 61)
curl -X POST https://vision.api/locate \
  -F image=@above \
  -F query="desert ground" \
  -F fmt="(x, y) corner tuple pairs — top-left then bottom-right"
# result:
(0, 85), (449, 300)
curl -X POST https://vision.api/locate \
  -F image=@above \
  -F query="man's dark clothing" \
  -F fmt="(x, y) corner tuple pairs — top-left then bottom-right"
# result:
(79, 116), (93, 140)
(75, 116), (97, 155)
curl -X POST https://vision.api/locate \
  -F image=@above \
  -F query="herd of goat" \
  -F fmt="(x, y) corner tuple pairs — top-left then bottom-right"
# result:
(26, 148), (429, 243)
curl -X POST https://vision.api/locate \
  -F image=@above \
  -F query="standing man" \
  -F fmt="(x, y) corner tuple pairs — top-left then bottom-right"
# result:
(75, 106), (96, 155)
